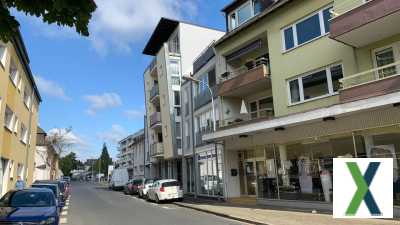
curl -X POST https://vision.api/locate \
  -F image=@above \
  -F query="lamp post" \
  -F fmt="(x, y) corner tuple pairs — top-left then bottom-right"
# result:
(182, 74), (220, 199)
(182, 75), (216, 132)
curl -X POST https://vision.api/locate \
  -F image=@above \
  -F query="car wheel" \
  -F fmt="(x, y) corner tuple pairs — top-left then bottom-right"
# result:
(155, 195), (160, 204)
(138, 192), (142, 198)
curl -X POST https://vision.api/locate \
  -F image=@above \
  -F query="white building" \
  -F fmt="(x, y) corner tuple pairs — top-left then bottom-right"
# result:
(143, 18), (225, 182)
(116, 130), (145, 179)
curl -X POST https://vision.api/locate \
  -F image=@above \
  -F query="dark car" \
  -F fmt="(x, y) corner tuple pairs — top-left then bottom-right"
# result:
(123, 179), (143, 195)
(34, 180), (67, 202)
(31, 183), (64, 210)
(0, 188), (59, 225)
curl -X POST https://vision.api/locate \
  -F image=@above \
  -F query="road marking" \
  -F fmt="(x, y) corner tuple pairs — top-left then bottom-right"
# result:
(63, 206), (69, 210)
(60, 217), (67, 224)
(61, 211), (68, 216)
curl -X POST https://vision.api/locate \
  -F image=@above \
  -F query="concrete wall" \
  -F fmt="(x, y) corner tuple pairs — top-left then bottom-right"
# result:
(223, 149), (241, 198)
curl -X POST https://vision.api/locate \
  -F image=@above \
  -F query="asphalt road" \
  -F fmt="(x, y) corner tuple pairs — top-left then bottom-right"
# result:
(65, 182), (245, 225)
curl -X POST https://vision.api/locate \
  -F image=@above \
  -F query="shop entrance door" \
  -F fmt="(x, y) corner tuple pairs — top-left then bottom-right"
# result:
(243, 158), (266, 196)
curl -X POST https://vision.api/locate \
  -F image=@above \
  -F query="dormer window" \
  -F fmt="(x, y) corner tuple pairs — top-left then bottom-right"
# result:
(228, 0), (271, 31)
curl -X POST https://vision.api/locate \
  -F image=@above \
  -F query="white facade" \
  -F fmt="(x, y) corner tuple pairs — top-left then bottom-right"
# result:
(116, 130), (145, 179)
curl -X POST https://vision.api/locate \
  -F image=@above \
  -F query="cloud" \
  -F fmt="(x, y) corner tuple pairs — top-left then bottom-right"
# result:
(34, 76), (71, 101)
(124, 108), (145, 120)
(83, 93), (122, 115)
(96, 124), (127, 145)
(89, 0), (199, 54)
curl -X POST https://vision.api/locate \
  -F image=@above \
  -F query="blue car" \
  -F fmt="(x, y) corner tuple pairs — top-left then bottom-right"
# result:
(0, 188), (59, 224)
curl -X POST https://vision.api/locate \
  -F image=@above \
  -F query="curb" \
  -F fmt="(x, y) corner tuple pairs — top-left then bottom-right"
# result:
(173, 202), (270, 225)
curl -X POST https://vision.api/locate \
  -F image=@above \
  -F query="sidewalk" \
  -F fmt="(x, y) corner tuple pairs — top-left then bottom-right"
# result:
(173, 198), (400, 225)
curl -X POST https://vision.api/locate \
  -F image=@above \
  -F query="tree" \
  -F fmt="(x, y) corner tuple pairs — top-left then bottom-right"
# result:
(98, 143), (112, 175)
(47, 127), (74, 158)
(59, 152), (78, 177)
(0, 0), (97, 42)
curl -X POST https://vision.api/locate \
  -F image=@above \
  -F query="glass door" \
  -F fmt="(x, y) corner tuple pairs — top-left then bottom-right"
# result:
(256, 160), (266, 197)
(245, 161), (256, 195)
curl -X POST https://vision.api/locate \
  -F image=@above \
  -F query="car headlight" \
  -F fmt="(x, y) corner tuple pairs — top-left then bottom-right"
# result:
(40, 217), (56, 224)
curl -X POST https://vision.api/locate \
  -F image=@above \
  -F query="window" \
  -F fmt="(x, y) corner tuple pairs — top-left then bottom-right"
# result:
(9, 60), (19, 86)
(4, 106), (14, 131)
(174, 91), (180, 106)
(282, 6), (332, 51)
(168, 33), (180, 54)
(23, 87), (31, 109)
(288, 64), (343, 104)
(249, 97), (274, 119)
(0, 44), (6, 67)
(374, 47), (397, 78)
(20, 123), (28, 144)
(237, 2), (252, 25)
(169, 60), (180, 76)
(197, 75), (209, 95)
(228, 0), (271, 30)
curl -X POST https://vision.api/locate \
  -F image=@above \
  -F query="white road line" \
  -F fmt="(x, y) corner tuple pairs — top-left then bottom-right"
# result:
(61, 211), (68, 216)
(63, 206), (69, 210)
(60, 218), (68, 224)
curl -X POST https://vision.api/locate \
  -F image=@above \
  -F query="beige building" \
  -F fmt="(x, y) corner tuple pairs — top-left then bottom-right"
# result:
(143, 18), (224, 180)
(34, 127), (59, 181)
(198, 0), (400, 214)
(0, 31), (41, 195)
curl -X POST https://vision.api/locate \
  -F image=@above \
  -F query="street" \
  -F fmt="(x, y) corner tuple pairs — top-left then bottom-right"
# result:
(65, 182), (245, 225)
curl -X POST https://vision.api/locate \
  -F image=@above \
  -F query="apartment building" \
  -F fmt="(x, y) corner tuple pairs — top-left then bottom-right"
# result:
(34, 127), (60, 181)
(143, 18), (225, 182)
(181, 44), (224, 198)
(198, 0), (400, 213)
(0, 31), (41, 195)
(116, 130), (145, 179)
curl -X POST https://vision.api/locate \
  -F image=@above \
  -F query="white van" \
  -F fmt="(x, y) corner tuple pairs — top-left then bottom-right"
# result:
(110, 168), (129, 190)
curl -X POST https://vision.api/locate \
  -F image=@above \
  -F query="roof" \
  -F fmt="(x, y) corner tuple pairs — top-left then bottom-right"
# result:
(222, 0), (248, 13)
(142, 18), (180, 56)
(11, 30), (42, 102)
(215, 0), (291, 48)
(37, 126), (46, 134)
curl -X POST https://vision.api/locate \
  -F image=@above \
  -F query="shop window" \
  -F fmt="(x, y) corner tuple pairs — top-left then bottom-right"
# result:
(197, 150), (223, 197)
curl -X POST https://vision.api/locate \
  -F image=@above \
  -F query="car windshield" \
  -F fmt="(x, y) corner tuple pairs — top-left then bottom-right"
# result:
(133, 180), (143, 185)
(32, 185), (57, 196)
(145, 179), (154, 184)
(162, 181), (180, 187)
(10, 192), (55, 207)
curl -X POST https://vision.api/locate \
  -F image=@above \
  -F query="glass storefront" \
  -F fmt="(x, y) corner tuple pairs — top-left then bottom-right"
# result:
(239, 128), (400, 205)
(185, 157), (195, 193)
(197, 148), (224, 197)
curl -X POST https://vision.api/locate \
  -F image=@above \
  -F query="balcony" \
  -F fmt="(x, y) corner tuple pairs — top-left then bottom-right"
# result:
(150, 112), (162, 128)
(150, 85), (160, 103)
(194, 85), (218, 111)
(149, 58), (157, 78)
(339, 61), (400, 103)
(195, 125), (214, 147)
(218, 57), (271, 97)
(330, 0), (400, 47)
(150, 143), (164, 158)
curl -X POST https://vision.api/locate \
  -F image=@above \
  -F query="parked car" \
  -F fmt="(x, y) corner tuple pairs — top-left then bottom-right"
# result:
(34, 180), (67, 202)
(0, 188), (59, 225)
(110, 168), (129, 191)
(31, 183), (65, 210)
(138, 178), (156, 198)
(123, 179), (143, 195)
(147, 179), (183, 203)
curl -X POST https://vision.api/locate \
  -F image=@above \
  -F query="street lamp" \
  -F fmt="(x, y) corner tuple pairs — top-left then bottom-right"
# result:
(182, 75), (216, 132)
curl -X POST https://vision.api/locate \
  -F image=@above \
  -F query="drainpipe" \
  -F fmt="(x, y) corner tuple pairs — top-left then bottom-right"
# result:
(24, 92), (34, 184)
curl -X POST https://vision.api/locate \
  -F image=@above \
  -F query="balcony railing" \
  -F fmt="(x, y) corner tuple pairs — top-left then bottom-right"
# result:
(222, 108), (275, 128)
(150, 112), (161, 127)
(219, 57), (271, 97)
(339, 61), (400, 102)
(150, 143), (164, 157)
(150, 85), (159, 100)
(195, 125), (215, 147)
(340, 61), (400, 89)
(194, 85), (218, 111)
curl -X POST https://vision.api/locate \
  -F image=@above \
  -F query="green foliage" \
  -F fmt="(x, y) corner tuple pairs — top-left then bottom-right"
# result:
(59, 152), (82, 176)
(0, 0), (97, 42)
(99, 143), (112, 175)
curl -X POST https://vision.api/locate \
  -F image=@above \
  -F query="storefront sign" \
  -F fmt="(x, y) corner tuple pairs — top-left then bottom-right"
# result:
(333, 158), (393, 218)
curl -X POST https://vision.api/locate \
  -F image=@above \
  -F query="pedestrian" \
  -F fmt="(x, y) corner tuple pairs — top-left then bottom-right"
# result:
(15, 176), (25, 190)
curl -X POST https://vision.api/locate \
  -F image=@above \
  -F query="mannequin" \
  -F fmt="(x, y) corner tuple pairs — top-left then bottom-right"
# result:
(298, 155), (313, 194)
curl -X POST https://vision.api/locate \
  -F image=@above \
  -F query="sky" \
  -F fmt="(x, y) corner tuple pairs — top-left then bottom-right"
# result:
(14, 0), (231, 160)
